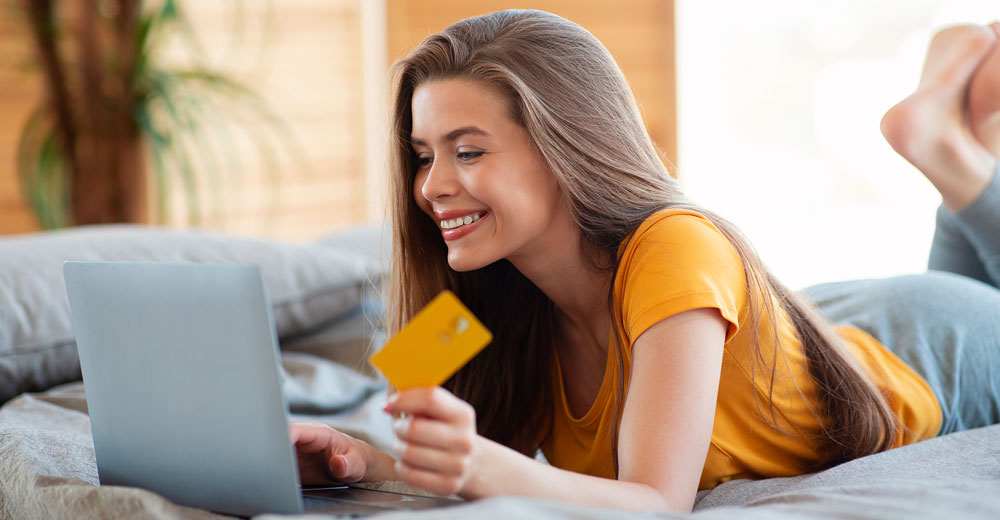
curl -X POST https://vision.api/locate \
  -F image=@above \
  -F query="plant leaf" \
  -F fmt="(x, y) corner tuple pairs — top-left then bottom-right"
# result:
(36, 130), (68, 229)
(135, 103), (170, 224)
(161, 124), (201, 227)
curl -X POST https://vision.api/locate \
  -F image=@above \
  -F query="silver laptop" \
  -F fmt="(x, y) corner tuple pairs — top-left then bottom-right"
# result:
(63, 261), (458, 517)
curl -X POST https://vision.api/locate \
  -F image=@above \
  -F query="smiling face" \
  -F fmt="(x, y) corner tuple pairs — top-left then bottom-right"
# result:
(410, 79), (566, 272)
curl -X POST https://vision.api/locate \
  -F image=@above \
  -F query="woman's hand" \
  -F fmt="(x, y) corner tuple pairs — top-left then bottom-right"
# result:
(290, 421), (387, 486)
(384, 386), (479, 497)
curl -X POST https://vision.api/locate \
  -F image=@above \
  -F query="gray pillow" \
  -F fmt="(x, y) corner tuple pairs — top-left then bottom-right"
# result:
(294, 222), (392, 377)
(0, 224), (378, 404)
(313, 222), (392, 274)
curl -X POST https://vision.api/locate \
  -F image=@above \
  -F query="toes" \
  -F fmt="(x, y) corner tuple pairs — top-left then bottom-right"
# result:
(917, 25), (996, 93)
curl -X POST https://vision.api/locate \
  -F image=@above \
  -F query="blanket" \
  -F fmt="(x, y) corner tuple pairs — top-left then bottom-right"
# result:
(2, 351), (999, 520)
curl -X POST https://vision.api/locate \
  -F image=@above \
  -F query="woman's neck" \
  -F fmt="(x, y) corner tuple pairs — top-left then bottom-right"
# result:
(506, 212), (612, 349)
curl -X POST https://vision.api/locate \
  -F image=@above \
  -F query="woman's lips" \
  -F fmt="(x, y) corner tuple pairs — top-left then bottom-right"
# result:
(441, 211), (488, 241)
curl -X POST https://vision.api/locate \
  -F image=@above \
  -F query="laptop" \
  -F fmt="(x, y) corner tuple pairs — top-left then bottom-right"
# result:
(63, 261), (459, 517)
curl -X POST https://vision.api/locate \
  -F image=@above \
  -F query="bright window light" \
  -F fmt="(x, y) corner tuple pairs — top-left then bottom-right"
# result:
(676, 0), (998, 290)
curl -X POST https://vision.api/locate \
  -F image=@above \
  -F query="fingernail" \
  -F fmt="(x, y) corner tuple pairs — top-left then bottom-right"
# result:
(392, 440), (407, 457)
(383, 393), (398, 413)
(393, 416), (412, 437)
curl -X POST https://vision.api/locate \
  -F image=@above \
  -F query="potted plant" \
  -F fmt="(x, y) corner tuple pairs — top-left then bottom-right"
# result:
(15, 0), (297, 228)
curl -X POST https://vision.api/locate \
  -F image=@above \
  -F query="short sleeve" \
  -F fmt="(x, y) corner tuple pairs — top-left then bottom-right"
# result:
(616, 210), (747, 346)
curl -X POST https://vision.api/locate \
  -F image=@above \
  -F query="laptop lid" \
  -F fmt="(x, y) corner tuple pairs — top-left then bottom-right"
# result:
(64, 261), (303, 516)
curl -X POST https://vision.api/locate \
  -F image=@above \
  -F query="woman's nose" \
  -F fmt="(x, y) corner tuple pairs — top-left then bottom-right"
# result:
(419, 160), (461, 202)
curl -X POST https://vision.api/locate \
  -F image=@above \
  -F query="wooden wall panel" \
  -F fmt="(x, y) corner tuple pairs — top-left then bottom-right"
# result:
(0, 0), (370, 241)
(0, 9), (42, 236)
(385, 0), (677, 169)
(160, 0), (369, 241)
(0, 1), (677, 239)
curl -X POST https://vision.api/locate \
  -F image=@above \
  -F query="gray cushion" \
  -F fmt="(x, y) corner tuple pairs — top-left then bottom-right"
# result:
(0, 224), (379, 404)
(293, 222), (392, 378)
(313, 221), (392, 274)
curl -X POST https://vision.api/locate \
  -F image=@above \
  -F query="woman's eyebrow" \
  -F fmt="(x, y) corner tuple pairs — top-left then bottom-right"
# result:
(411, 126), (491, 146)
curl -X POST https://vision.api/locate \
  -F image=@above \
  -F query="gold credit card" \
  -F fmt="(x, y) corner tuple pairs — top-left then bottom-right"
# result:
(370, 290), (492, 390)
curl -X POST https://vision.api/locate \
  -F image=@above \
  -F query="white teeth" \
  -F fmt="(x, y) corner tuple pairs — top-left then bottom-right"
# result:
(440, 212), (483, 230)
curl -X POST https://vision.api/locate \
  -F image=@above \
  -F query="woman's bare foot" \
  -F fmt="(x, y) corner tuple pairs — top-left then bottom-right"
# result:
(969, 22), (1000, 158)
(881, 24), (999, 212)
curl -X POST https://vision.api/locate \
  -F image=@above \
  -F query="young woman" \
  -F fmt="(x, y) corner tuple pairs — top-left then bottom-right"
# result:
(291, 11), (1000, 512)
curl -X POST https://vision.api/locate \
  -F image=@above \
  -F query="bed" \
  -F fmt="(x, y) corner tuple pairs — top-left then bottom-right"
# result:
(1, 224), (998, 519)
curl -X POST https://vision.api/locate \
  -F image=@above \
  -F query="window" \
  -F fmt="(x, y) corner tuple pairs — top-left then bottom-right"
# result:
(676, 0), (997, 289)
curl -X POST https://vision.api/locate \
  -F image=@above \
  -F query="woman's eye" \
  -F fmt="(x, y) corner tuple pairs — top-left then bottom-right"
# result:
(415, 156), (432, 168)
(457, 151), (484, 161)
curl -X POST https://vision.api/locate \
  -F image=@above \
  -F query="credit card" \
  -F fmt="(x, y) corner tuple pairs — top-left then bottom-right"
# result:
(370, 290), (492, 390)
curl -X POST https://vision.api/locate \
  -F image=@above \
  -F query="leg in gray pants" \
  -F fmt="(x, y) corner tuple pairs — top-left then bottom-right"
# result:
(803, 165), (1000, 435)
(928, 165), (1000, 287)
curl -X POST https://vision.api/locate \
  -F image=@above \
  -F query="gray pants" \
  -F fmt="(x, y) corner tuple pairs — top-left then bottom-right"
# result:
(803, 165), (1000, 435)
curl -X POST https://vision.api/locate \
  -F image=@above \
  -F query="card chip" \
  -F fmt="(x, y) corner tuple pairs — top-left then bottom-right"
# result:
(454, 317), (469, 334)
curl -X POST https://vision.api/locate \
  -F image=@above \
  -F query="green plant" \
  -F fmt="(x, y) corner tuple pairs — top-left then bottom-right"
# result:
(15, 0), (299, 228)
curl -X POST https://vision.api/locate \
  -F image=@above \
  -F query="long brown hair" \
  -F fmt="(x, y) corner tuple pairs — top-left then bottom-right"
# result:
(386, 9), (897, 471)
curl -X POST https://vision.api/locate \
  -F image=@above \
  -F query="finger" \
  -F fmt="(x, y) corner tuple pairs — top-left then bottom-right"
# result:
(327, 453), (348, 475)
(290, 422), (333, 450)
(327, 452), (365, 483)
(289, 422), (309, 443)
(393, 440), (467, 476)
(393, 416), (474, 453)
(384, 387), (474, 425)
(394, 460), (464, 497)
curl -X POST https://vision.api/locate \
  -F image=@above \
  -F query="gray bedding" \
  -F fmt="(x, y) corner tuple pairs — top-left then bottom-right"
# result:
(2, 224), (998, 519)
(1, 350), (998, 520)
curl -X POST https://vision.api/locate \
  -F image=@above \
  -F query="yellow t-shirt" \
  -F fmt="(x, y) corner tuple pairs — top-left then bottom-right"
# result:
(541, 209), (942, 490)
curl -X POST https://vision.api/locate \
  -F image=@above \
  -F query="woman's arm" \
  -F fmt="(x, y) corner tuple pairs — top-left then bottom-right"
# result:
(616, 307), (727, 509)
(386, 307), (727, 512)
(464, 435), (672, 510)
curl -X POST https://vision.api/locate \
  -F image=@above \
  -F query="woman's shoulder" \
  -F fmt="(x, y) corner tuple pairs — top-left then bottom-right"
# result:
(614, 207), (747, 342)
(617, 207), (736, 264)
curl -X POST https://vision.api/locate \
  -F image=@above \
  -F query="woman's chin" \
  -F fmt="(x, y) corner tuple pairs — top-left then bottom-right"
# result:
(447, 251), (491, 272)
